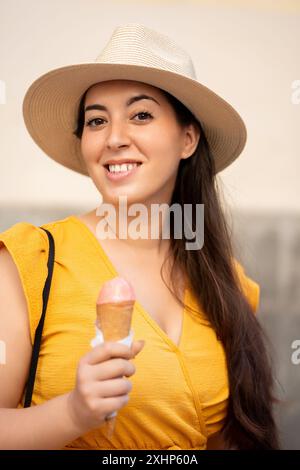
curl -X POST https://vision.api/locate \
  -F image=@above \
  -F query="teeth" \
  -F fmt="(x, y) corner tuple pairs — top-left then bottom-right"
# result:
(108, 163), (140, 173)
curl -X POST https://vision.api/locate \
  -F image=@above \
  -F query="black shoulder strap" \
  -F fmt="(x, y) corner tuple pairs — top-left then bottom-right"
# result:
(24, 227), (55, 408)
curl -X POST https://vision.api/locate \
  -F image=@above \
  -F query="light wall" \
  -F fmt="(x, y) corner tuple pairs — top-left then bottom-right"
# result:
(0, 0), (299, 213)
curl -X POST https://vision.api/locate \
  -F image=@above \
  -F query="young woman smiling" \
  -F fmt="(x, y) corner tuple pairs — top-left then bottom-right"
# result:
(0, 23), (280, 450)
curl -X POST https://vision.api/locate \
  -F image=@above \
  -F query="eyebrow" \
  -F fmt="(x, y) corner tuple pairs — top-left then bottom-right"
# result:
(84, 94), (160, 113)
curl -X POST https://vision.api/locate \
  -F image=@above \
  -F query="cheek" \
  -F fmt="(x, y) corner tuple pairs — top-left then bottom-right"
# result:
(147, 123), (182, 153)
(140, 137), (167, 166)
(147, 130), (181, 167)
(80, 134), (103, 164)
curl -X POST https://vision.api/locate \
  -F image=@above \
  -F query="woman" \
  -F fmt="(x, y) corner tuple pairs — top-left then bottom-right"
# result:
(0, 23), (280, 450)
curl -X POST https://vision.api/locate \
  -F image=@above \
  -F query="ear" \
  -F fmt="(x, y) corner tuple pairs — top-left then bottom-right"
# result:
(180, 122), (201, 160)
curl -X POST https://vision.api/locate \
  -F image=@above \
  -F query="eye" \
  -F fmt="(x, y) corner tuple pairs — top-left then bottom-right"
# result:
(133, 111), (153, 122)
(85, 117), (104, 128)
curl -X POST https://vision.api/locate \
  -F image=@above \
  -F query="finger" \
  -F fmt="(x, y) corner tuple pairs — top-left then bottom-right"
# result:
(85, 342), (134, 366)
(130, 340), (146, 358)
(91, 377), (133, 398)
(95, 394), (130, 417)
(90, 358), (136, 381)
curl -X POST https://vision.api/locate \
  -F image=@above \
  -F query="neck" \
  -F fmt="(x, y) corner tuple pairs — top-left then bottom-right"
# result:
(93, 196), (173, 257)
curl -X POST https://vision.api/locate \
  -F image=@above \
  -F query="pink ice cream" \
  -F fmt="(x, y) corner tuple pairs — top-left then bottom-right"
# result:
(97, 277), (136, 304)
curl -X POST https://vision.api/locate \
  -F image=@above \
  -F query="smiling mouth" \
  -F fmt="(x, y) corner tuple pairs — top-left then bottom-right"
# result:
(103, 162), (143, 181)
(104, 162), (143, 172)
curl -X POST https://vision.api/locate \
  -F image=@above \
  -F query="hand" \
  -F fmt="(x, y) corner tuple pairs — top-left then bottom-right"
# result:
(67, 340), (145, 433)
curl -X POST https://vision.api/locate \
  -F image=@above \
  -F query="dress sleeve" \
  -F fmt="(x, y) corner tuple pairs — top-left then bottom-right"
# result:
(0, 222), (49, 343)
(233, 259), (260, 314)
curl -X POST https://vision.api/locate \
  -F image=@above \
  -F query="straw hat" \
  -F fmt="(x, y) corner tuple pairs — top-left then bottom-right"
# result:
(22, 23), (247, 176)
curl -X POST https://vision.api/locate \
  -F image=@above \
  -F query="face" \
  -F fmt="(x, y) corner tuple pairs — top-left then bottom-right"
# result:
(80, 79), (199, 207)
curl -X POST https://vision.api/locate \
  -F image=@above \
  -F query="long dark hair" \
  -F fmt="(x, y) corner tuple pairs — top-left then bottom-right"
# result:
(73, 84), (281, 449)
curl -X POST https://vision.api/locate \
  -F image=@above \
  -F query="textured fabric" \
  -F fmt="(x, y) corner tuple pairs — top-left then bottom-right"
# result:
(0, 215), (260, 450)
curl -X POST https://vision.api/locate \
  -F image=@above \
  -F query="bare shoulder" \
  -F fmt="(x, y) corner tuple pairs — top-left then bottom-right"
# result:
(0, 245), (32, 408)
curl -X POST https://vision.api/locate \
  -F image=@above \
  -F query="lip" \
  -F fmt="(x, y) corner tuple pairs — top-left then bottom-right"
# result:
(104, 163), (143, 181)
(104, 159), (142, 166)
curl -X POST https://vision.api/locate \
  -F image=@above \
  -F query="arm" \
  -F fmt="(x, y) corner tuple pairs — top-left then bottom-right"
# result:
(0, 394), (87, 450)
(0, 246), (85, 449)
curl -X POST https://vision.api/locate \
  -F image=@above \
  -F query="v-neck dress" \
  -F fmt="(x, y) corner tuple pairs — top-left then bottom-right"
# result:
(0, 216), (260, 450)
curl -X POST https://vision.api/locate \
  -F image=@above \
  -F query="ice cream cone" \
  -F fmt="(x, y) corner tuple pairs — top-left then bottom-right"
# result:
(96, 300), (134, 342)
(94, 277), (136, 438)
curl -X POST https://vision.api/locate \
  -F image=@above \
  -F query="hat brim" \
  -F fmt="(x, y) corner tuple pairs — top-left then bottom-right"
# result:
(22, 63), (247, 176)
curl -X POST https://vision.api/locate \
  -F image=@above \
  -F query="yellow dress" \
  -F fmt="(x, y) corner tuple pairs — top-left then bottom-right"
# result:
(0, 215), (260, 450)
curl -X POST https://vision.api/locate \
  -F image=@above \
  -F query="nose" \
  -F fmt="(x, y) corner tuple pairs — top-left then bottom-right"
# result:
(105, 120), (131, 151)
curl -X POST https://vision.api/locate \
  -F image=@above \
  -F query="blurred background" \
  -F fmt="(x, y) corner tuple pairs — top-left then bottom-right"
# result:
(0, 0), (299, 449)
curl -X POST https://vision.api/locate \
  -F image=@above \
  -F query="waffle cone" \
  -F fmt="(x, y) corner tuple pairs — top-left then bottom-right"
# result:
(96, 300), (134, 341)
